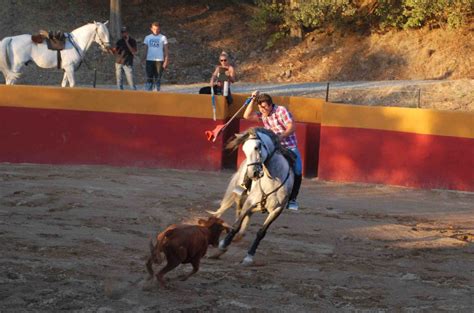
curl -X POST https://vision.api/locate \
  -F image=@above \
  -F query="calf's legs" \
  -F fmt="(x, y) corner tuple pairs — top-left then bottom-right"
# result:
(156, 257), (181, 287)
(179, 259), (200, 281)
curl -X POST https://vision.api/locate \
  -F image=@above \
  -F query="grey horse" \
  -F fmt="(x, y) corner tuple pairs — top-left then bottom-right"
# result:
(208, 127), (295, 265)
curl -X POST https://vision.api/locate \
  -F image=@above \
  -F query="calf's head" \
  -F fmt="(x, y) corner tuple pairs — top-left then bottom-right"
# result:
(198, 216), (231, 247)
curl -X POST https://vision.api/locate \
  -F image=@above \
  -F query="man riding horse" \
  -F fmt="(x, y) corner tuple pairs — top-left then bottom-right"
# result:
(241, 91), (303, 211)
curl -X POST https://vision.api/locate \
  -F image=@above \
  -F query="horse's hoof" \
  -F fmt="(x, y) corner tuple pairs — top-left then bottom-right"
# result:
(241, 254), (254, 266)
(218, 239), (227, 250)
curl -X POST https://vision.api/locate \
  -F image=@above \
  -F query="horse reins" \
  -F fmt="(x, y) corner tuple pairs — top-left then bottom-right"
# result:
(247, 133), (291, 210)
(67, 25), (109, 71)
(246, 133), (277, 169)
(257, 168), (290, 209)
(94, 27), (110, 50)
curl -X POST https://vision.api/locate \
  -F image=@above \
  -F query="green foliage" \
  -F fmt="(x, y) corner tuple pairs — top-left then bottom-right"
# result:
(250, 0), (288, 48)
(375, 0), (472, 30)
(265, 30), (287, 49)
(289, 0), (357, 29)
(253, 0), (472, 40)
(374, 1), (407, 30)
(250, 0), (285, 33)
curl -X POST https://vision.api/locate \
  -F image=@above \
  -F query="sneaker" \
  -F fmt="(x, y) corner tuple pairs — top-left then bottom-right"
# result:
(287, 200), (299, 211)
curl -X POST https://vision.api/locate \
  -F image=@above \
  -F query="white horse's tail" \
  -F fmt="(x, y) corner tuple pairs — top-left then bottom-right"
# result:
(207, 163), (246, 217)
(0, 38), (20, 83)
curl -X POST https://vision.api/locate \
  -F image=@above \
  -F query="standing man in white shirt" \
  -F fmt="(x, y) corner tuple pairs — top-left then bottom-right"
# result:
(143, 22), (169, 91)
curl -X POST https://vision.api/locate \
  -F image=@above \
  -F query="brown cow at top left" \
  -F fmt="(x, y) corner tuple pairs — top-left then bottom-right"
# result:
(146, 216), (230, 287)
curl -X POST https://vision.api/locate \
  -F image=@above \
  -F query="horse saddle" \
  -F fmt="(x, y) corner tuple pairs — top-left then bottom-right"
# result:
(30, 30), (66, 69)
(32, 30), (66, 51)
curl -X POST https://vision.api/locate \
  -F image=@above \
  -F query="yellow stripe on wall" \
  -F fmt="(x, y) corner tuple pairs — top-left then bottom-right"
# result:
(323, 103), (474, 139)
(0, 85), (228, 119)
(232, 93), (323, 123)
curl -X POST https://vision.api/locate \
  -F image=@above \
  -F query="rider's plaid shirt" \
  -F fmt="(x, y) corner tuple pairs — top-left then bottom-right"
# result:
(258, 105), (298, 149)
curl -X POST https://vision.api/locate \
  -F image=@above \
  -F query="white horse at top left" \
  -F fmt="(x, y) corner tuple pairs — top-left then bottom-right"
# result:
(0, 21), (111, 87)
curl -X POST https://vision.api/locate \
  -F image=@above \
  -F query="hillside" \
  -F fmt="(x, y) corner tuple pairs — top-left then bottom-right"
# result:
(0, 1), (472, 110)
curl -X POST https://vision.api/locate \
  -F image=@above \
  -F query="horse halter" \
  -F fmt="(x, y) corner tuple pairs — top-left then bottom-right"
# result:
(94, 25), (110, 50)
(246, 133), (275, 178)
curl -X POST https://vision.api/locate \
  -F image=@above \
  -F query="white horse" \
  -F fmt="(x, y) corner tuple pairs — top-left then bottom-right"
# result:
(0, 21), (111, 87)
(209, 127), (295, 265)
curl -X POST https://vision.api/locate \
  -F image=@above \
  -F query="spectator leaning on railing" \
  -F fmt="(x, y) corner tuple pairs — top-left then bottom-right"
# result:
(199, 51), (235, 105)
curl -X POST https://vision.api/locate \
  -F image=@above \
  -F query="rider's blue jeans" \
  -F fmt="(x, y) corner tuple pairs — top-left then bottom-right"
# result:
(289, 147), (302, 176)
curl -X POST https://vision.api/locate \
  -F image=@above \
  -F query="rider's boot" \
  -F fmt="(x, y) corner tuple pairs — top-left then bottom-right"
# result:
(233, 174), (252, 197)
(288, 174), (302, 210)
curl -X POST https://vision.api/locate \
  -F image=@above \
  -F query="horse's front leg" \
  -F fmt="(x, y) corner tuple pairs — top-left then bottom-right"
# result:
(242, 206), (284, 266)
(222, 205), (255, 248)
(63, 66), (76, 87)
(209, 203), (255, 259)
(7, 63), (23, 85)
(61, 71), (68, 87)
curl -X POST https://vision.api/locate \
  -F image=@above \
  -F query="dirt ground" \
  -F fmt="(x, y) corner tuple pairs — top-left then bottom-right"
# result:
(0, 163), (473, 312)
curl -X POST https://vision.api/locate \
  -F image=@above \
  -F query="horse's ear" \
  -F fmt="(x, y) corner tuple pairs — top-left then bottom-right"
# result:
(103, 20), (109, 25)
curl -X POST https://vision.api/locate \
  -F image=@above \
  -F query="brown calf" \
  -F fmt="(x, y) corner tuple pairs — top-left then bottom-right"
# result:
(146, 216), (229, 287)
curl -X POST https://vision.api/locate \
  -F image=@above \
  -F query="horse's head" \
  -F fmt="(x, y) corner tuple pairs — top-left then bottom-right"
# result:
(242, 132), (274, 180)
(93, 21), (111, 52)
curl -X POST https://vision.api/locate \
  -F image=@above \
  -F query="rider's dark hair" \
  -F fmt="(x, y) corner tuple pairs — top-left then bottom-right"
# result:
(256, 94), (273, 106)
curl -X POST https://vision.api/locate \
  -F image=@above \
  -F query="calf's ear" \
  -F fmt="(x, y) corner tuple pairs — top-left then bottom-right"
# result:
(197, 218), (207, 225)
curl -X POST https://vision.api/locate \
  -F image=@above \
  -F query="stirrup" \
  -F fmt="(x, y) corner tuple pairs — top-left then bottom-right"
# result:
(232, 184), (248, 197)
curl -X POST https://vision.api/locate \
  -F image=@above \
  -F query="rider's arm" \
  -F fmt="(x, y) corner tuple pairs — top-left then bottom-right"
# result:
(279, 121), (295, 140)
(243, 91), (259, 121)
(278, 108), (296, 140)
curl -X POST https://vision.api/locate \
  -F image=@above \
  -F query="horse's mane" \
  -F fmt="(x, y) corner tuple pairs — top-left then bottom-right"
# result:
(226, 127), (296, 166)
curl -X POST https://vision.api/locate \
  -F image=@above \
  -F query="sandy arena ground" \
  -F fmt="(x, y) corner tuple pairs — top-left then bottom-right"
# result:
(0, 163), (473, 312)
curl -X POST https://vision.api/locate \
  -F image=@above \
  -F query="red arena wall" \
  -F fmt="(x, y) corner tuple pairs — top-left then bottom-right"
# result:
(0, 85), (231, 171)
(318, 103), (474, 191)
(2, 85), (471, 192)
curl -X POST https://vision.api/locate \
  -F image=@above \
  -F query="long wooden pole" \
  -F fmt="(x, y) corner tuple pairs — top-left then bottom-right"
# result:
(109, 0), (122, 42)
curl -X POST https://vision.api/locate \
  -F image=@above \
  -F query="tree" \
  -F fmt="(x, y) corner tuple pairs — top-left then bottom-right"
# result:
(289, 0), (302, 39)
(109, 0), (122, 42)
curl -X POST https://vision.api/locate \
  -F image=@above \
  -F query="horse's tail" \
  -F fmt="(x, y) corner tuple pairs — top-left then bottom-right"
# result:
(207, 162), (246, 217)
(0, 38), (20, 83)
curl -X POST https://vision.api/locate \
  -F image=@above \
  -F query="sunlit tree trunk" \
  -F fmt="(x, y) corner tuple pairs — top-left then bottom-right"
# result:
(289, 0), (302, 39)
(110, 0), (122, 42)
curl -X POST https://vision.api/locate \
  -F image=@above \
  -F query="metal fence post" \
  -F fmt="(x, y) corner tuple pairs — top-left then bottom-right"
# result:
(417, 89), (421, 108)
(325, 82), (330, 102)
(93, 68), (97, 88)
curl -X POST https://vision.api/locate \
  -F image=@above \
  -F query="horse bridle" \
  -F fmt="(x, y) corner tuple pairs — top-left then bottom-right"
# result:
(246, 133), (290, 210)
(94, 25), (110, 50)
(246, 133), (276, 170)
